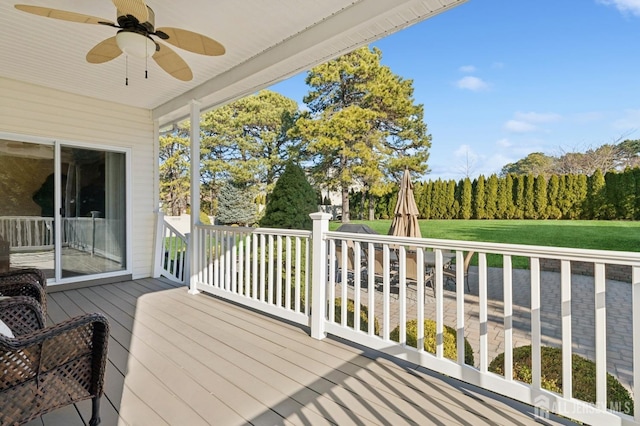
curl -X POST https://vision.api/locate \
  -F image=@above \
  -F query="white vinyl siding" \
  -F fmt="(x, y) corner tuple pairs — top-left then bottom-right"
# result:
(0, 77), (155, 279)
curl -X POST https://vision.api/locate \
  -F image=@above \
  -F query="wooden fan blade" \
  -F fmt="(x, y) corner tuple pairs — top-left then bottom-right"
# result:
(15, 5), (114, 25)
(156, 27), (225, 56)
(86, 37), (122, 64)
(112, 0), (148, 23)
(153, 43), (193, 81)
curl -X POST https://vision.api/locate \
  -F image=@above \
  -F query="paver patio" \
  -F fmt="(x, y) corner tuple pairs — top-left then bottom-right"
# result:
(337, 265), (634, 395)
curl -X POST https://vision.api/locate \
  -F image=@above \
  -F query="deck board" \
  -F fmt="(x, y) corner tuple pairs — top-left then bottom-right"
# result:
(25, 277), (578, 425)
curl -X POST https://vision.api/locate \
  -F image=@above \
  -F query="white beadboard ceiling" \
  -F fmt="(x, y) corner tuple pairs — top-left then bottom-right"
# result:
(0, 0), (467, 126)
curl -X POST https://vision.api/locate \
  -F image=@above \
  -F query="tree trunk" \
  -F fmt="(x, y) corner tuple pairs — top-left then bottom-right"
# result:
(368, 192), (375, 220)
(341, 186), (350, 223)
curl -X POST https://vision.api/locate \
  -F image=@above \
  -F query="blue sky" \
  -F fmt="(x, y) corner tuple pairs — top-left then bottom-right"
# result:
(269, 0), (640, 181)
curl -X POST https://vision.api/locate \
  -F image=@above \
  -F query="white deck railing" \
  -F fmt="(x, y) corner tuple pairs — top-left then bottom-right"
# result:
(193, 224), (311, 326)
(154, 212), (189, 284)
(0, 216), (54, 251)
(183, 213), (640, 425)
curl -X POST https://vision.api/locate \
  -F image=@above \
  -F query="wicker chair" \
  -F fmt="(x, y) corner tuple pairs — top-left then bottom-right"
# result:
(0, 296), (109, 425)
(0, 268), (48, 314)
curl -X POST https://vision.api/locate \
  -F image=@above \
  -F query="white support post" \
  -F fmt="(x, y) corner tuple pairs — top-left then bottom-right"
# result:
(152, 211), (165, 278)
(310, 212), (331, 340)
(188, 99), (201, 295)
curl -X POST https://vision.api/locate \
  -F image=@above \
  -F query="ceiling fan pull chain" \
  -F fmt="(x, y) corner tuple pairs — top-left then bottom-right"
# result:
(145, 40), (148, 79)
(125, 55), (129, 86)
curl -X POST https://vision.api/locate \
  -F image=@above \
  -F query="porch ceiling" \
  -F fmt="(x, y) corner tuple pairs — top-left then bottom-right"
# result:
(0, 0), (467, 126)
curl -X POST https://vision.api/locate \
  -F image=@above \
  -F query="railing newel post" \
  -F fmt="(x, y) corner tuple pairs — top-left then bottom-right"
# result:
(310, 212), (331, 340)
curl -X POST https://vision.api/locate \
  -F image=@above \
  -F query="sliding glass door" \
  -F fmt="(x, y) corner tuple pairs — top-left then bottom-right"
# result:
(0, 140), (55, 277)
(0, 138), (127, 282)
(60, 146), (126, 278)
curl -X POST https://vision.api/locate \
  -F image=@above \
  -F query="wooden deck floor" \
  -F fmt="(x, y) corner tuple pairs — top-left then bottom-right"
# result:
(25, 277), (578, 426)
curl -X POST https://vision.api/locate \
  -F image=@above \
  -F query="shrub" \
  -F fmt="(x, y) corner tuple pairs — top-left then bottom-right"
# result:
(390, 319), (474, 365)
(334, 298), (380, 335)
(489, 345), (634, 415)
(260, 162), (318, 230)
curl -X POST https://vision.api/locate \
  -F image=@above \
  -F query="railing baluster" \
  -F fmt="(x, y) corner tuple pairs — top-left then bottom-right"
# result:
(594, 262), (607, 409)
(633, 266), (640, 423)
(340, 240), (348, 327)
(417, 248), (425, 352)
(285, 237), (292, 310)
(268, 234), (274, 305)
(328, 240), (336, 323)
(294, 237), (301, 312)
(479, 252), (488, 371)
(353, 241), (361, 333)
(259, 233), (266, 301)
(531, 257), (541, 389)
(398, 246), (407, 346)
(435, 249), (444, 359)
(457, 250), (467, 364)
(382, 244), (390, 340)
(503, 255), (512, 378)
(276, 235), (282, 307)
(252, 233), (258, 300)
(561, 259), (573, 399)
(367, 242), (375, 336)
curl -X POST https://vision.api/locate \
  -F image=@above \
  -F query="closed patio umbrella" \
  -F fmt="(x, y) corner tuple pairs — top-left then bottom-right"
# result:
(388, 169), (422, 238)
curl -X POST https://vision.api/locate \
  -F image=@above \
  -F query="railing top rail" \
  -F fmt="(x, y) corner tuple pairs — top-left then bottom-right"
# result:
(163, 220), (187, 239)
(325, 231), (640, 266)
(196, 224), (311, 239)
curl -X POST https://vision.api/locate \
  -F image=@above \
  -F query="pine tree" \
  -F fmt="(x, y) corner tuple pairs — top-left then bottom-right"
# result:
(546, 174), (562, 219)
(473, 175), (486, 219)
(217, 181), (258, 226)
(533, 175), (548, 219)
(496, 176), (508, 219)
(485, 174), (499, 219)
(523, 174), (535, 219)
(573, 174), (588, 219)
(446, 180), (457, 219)
(512, 174), (525, 219)
(619, 168), (636, 219)
(460, 178), (472, 219)
(505, 174), (516, 219)
(294, 47), (431, 222)
(260, 162), (318, 229)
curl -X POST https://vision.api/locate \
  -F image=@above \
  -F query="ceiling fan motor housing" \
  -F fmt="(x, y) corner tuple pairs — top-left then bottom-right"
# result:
(116, 5), (155, 33)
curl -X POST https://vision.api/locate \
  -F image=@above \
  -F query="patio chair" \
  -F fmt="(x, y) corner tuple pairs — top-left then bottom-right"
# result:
(405, 250), (436, 297)
(442, 251), (474, 292)
(0, 268), (48, 314)
(0, 296), (109, 425)
(334, 242), (356, 283)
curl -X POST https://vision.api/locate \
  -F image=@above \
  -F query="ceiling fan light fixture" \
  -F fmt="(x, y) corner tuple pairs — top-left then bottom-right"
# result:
(116, 31), (155, 58)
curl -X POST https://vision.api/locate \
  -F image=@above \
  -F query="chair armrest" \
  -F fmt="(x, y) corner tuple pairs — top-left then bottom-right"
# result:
(0, 312), (110, 395)
(0, 268), (47, 289)
(0, 295), (45, 334)
(0, 281), (47, 316)
(0, 268), (47, 313)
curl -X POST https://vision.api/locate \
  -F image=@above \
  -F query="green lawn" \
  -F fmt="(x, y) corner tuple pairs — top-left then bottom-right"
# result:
(331, 219), (640, 269)
(331, 219), (640, 252)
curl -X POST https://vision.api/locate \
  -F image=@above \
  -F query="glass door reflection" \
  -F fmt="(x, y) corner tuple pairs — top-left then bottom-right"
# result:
(60, 147), (126, 278)
(0, 140), (55, 278)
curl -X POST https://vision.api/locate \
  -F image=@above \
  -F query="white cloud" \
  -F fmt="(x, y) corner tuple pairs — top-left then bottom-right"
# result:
(597, 0), (640, 16)
(513, 111), (562, 124)
(459, 65), (476, 73)
(572, 111), (604, 123)
(503, 120), (537, 133)
(492, 62), (505, 69)
(496, 138), (512, 148)
(453, 144), (479, 159)
(456, 76), (489, 91)
(612, 109), (640, 130)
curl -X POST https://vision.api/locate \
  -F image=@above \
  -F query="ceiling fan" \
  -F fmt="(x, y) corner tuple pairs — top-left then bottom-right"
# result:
(15, 0), (225, 82)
